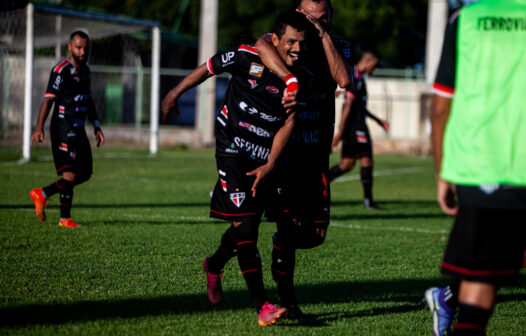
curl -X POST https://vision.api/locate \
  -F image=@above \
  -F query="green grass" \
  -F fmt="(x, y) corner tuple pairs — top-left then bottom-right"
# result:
(1, 147), (525, 335)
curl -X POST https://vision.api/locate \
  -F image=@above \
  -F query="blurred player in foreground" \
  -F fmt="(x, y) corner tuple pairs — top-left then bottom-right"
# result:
(30, 30), (104, 228)
(328, 50), (389, 210)
(255, 0), (351, 323)
(162, 10), (310, 327)
(425, 1), (526, 335)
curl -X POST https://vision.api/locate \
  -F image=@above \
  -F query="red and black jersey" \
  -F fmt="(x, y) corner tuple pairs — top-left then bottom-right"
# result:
(45, 58), (96, 136)
(208, 45), (290, 163)
(345, 68), (368, 129)
(433, 11), (459, 98)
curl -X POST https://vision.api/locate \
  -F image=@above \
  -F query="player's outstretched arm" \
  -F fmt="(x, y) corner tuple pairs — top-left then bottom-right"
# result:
(31, 97), (54, 145)
(247, 112), (296, 196)
(161, 63), (214, 123)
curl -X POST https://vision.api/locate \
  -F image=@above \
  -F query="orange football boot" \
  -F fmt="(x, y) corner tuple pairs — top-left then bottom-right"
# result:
(29, 188), (47, 221)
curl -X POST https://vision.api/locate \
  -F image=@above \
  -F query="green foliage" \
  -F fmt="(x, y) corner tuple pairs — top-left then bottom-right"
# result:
(2, 148), (524, 335)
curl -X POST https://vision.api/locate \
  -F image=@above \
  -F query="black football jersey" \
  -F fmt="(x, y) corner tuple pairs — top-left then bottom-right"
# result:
(285, 37), (353, 166)
(45, 59), (94, 137)
(208, 44), (290, 163)
(344, 67), (368, 129)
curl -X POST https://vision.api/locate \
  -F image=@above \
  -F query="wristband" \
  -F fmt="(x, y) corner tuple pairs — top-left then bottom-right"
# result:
(283, 74), (299, 96)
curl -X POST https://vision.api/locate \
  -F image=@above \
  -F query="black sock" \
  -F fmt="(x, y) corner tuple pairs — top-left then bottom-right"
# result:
(58, 179), (74, 219)
(328, 165), (344, 182)
(42, 179), (65, 198)
(271, 232), (297, 308)
(208, 226), (238, 274)
(445, 280), (460, 309)
(361, 166), (373, 201)
(454, 303), (492, 336)
(237, 241), (266, 311)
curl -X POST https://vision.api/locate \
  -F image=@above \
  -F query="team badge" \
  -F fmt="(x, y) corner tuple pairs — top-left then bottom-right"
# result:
(265, 86), (279, 94)
(70, 151), (76, 159)
(249, 62), (264, 78)
(230, 192), (245, 208)
(59, 143), (68, 152)
(220, 105), (228, 119)
(248, 79), (258, 89)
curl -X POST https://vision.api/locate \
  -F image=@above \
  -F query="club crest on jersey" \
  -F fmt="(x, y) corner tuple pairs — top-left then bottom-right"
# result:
(59, 143), (68, 152)
(266, 86), (279, 94)
(249, 62), (264, 78)
(230, 192), (245, 208)
(248, 79), (258, 89)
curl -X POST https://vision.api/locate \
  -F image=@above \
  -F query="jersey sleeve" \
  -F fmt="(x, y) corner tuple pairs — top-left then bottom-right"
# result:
(44, 69), (63, 98)
(207, 47), (239, 75)
(433, 11), (459, 98)
(346, 70), (360, 99)
(334, 38), (354, 64)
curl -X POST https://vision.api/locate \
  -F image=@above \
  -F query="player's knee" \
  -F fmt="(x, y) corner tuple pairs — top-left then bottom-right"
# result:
(297, 222), (328, 249)
(233, 216), (260, 242)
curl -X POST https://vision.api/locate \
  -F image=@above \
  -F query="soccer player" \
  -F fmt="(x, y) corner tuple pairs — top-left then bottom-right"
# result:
(161, 10), (310, 327)
(254, 0), (352, 322)
(328, 50), (390, 210)
(30, 30), (104, 228)
(425, 1), (526, 335)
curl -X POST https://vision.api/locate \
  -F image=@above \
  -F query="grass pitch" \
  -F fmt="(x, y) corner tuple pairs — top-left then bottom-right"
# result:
(1, 147), (524, 335)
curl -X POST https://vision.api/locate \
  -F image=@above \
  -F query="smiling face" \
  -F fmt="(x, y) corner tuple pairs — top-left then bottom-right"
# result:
(272, 25), (305, 67)
(68, 35), (89, 66)
(298, 0), (332, 30)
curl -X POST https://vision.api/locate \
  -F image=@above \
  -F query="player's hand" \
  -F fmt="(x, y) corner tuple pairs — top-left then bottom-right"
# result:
(381, 120), (390, 132)
(296, 8), (327, 38)
(332, 132), (342, 148)
(282, 88), (298, 113)
(31, 129), (44, 145)
(95, 129), (105, 147)
(437, 178), (458, 216)
(161, 96), (180, 124)
(246, 163), (274, 197)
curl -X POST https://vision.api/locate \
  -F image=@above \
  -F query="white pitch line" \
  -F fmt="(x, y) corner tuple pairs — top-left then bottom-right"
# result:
(333, 167), (423, 183)
(331, 221), (448, 234)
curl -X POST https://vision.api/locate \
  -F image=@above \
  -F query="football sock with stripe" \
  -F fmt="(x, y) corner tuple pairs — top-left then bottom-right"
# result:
(58, 179), (74, 219)
(454, 303), (492, 335)
(328, 164), (344, 182)
(207, 225), (238, 274)
(361, 166), (373, 200)
(271, 232), (297, 308)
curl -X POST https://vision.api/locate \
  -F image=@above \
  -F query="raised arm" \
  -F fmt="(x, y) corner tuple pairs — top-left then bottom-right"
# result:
(161, 63), (214, 123)
(255, 34), (292, 80)
(299, 10), (350, 88)
(247, 112), (296, 196)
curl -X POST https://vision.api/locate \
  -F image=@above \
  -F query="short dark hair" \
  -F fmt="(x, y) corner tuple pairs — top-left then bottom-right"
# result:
(69, 30), (90, 42)
(295, 0), (333, 18)
(272, 9), (310, 39)
(362, 49), (381, 62)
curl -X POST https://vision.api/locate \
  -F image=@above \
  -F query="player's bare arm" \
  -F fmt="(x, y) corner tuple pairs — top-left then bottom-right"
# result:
(31, 96), (54, 145)
(332, 93), (353, 147)
(298, 9), (350, 88)
(161, 63), (213, 123)
(247, 112), (296, 196)
(87, 97), (104, 147)
(431, 94), (457, 215)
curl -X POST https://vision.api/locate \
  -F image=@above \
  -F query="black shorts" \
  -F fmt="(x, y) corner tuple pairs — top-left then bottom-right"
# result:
(51, 131), (92, 177)
(341, 126), (372, 159)
(441, 205), (526, 285)
(265, 160), (330, 228)
(210, 156), (267, 222)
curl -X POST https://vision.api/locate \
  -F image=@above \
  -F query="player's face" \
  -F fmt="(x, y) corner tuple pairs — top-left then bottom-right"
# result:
(68, 35), (89, 65)
(273, 26), (305, 67)
(298, 0), (331, 30)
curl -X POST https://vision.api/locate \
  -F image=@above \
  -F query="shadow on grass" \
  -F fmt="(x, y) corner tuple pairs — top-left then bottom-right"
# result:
(0, 202), (210, 210)
(1, 275), (524, 327)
